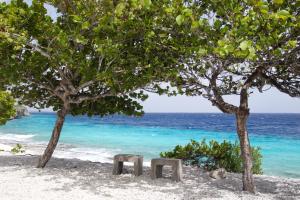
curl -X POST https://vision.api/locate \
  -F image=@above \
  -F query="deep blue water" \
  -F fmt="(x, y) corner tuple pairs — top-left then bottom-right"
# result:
(0, 112), (299, 178)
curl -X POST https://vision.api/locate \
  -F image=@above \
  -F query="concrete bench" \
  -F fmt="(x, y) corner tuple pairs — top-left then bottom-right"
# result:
(151, 158), (183, 181)
(112, 154), (143, 176)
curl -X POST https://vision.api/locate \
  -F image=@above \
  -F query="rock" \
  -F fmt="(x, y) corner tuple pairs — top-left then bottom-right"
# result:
(209, 168), (227, 179)
(14, 105), (30, 118)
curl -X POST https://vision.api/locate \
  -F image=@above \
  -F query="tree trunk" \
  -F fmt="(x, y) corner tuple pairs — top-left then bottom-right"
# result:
(37, 108), (68, 168)
(236, 109), (255, 193)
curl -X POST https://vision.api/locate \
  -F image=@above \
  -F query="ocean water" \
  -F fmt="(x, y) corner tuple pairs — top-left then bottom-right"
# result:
(0, 112), (299, 178)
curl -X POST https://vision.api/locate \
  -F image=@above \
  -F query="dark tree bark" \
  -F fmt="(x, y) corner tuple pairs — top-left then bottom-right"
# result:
(37, 107), (68, 168)
(236, 88), (255, 193)
(208, 69), (256, 192)
(236, 110), (255, 192)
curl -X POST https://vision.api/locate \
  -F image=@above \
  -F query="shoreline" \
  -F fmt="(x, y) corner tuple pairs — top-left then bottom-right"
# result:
(1, 133), (300, 179)
(1, 133), (300, 199)
(0, 154), (299, 200)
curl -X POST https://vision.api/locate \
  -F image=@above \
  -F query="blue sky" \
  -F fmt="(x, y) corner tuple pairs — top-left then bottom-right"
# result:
(3, 0), (299, 113)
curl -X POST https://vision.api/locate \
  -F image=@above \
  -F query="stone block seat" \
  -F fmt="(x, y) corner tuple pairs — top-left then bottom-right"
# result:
(112, 154), (143, 176)
(151, 158), (183, 181)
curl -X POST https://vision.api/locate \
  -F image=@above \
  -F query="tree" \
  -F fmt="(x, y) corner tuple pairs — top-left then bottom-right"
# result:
(168, 0), (300, 192)
(0, 0), (181, 167)
(0, 91), (15, 125)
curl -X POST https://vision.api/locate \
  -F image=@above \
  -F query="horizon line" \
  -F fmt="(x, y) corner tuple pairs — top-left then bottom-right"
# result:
(28, 111), (300, 114)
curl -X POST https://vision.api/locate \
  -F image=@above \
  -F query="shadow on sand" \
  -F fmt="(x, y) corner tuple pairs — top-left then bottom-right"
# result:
(0, 155), (299, 200)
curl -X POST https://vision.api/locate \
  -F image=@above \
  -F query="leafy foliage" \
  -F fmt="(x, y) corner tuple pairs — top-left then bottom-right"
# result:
(160, 139), (263, 174)
(0, 0), (183, 116)
(0, 91), (15, 125)
(168, 0), (299, 100)
(11, 143), (25, 154)
(0, 0), (190, 167)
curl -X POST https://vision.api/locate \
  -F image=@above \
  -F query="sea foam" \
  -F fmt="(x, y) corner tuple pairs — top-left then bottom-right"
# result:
(53, 147), (118, 163)
(0, 133), (35, 142)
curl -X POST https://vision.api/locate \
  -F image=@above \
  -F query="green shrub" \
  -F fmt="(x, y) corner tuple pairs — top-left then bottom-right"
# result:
(160, 139), (263, 174)
(11, 144), (25, 154)
(0, 91), (16, 125)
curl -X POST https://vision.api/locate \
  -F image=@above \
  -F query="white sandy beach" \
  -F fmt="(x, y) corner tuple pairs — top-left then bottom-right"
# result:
(0, 146), (299, 200)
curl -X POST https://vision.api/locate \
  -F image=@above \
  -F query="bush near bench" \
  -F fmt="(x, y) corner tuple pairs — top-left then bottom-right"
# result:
(160, 139), (262, 174)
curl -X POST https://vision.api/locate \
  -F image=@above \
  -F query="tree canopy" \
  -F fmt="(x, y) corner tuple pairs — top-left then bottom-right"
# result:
(172, 0), (299, 100)
(167, 0), (300, 192)
(0, 0), (188, 167)
(0, 0), (179, 116)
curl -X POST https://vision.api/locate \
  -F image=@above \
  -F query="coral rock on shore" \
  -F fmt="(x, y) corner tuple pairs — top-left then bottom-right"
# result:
(14, 105), (30, 118)
(209, 168), (227, 179)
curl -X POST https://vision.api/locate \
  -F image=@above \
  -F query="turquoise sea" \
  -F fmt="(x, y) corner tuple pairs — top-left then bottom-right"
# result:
(0, 112), (299, 178)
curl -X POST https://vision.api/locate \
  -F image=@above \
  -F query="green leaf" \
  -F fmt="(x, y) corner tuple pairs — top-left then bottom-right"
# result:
(214, 19), (222, 29)
(277, 10), (290, 16)
(115, 3), (126, 16)
(239, 40), (252, 51)
(81, 21), (90, 30)
(288, 40), (297, 48)
(191, 21), (199, 29)
(198, 19), (206, 26)
(176, 15), (185, 25)
(273, 0), (284, 5)
(75, 35), (88, 45)
(182, 8), (192, 17)
(147, 31), (155, 38)
(130, 0), (139, 8)
(247, 46), (256, 59)
(165, 7), (173, 13)
(276, 10), (291, 20)
(141, 0), (152, 9)
(71, 15), (82, 23)
(260, 5), (269, 14)
(217, 40), (226, 47)
(198, 48), (207, 56)
(223, 44), (234, 54)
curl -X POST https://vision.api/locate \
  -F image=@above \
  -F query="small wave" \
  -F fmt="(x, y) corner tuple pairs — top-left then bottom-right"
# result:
(53, 147), (152, 166)
(0, 133), (35, 142)
(53, 147), (120, 163)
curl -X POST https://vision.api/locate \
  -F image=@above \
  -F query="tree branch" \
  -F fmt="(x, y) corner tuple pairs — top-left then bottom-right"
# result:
(260, 73), (300, 97)
(26, 43), (51, 58)
(69, 91), (113, 104)
(209, 68), (238, 114)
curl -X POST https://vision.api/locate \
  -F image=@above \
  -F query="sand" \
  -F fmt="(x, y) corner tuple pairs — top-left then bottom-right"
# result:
(0, 153), (299, 200)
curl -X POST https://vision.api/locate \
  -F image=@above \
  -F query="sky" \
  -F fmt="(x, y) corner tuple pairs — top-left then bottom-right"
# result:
(29, 88), (300, 114)
(3, 0), (300, 113)
(142, 89), (300, 113)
